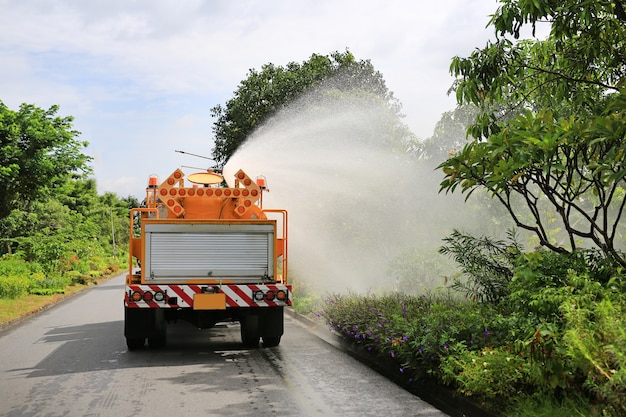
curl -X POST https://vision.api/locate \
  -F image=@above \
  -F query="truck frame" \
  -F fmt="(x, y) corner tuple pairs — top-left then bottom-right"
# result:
(124, 168), (290, 350)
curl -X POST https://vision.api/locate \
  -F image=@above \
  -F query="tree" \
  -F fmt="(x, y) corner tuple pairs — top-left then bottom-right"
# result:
(0, 101), (92, 221)
(210, 50), (407, 166)
(419, 104), (479, 160)
(438, 0), (626, 266)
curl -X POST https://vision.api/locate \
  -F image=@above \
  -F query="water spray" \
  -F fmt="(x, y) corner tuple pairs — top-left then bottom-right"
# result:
(223, 86), (483, 294)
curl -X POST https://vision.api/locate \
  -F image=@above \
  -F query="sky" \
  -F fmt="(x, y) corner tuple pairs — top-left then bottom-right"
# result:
(0, 0), (500, 198)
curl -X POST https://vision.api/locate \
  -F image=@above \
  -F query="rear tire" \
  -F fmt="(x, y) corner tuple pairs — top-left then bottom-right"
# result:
(148, 336), (166, 349)
(126, 337), (145, 351)
(262, 336), (281, 347)
(240, 316), (260, 348)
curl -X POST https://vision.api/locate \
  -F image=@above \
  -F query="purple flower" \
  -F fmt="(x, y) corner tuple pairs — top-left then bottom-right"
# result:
(484, 329), (490, 336)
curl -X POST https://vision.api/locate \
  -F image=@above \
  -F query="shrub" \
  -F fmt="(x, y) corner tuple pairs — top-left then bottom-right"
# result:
(387, 247), (455, 295)
(563, 286), (626, 416)
(0, 275), (30, 298)
(321, 293), (504, 381)
(439, 229), (521, 304)
(28, 272), (70, 295)
(0, 254), (42, 276)
(440, 345), (532, 401)
(506, 250), (593, 320)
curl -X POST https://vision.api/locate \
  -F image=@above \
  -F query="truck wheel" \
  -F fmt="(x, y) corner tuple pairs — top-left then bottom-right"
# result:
(262, 336), (281, 347)
(240, 316), (260, 348)
(148, 336), (167, 349)
(127, 337), (145, 351)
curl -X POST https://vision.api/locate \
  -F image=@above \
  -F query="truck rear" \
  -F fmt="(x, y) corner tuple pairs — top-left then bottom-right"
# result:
(124, 168), (290, 350)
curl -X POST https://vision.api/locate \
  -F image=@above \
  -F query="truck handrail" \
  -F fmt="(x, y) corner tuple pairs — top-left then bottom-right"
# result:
(263, 209), (288, 285)
(128, 208), (158, 278)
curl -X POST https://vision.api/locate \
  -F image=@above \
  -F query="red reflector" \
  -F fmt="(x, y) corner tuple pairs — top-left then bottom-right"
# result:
(264, 291), (275, 301)
(143, 291), (153, 301)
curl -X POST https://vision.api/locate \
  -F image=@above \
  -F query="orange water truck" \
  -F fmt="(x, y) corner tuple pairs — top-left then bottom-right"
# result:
(124, 168), (289, 350)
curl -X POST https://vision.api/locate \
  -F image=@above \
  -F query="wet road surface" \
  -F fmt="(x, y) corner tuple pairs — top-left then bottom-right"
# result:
(0, 274), (448, 416)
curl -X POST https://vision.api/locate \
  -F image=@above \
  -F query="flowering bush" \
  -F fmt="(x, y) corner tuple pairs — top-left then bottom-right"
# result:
(440, 345), (531, 400)
(319, 250), (626, 416)
(320, 292), (503, 381)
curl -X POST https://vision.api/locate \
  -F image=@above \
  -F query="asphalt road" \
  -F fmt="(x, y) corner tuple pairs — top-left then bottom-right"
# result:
(0, 274), (449, 417)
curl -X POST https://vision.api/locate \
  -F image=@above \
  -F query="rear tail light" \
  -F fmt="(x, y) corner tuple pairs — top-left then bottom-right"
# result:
(252, 288), (289, 304)
(128, 289), (167, 303)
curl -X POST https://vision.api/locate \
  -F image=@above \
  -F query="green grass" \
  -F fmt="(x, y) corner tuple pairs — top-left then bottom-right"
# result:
(506, 393), (597, 417)
(0, 275), (113, 328)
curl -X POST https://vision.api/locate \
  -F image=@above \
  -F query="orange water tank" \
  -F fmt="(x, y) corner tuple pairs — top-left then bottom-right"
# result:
(182, 196), (222, 219)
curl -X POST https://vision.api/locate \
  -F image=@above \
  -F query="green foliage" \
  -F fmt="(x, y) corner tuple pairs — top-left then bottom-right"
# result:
(0, 101), (92, 221)
(507, 249), (619, 318)
(440, 345), (531, 401)
(506, 393), (596, 417)
(0, 275), (30, 298)
(441, 0), (626, 267)
(439, 98), (626, 265)
(210, 50), (409, 165)
(387, 247), (455, 295)
(0, 100), (131, 301)
(439, 229), (522, 303)
(321, 246), (626, 415)
(0, 254), (41, 276)
(28, 272), (69, 295)
(564, 290), (626, 415)
(419, 104), (480, 160)
(321, 293), (501, 382)
(290, 275), (320, 314)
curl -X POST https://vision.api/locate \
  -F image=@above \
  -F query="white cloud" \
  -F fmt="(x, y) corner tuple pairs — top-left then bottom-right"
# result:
(0, 0), (502, 197)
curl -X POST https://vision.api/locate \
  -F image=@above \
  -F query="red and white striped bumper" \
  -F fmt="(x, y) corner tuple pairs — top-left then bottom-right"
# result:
(125, 284), (292, 308)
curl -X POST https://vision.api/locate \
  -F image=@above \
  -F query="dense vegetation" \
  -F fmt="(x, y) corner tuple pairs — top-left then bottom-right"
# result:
(0, 101), (134, 300)
(320, 240), (625, 416)
(318, 1), (626, 415)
